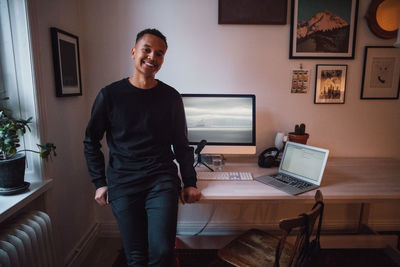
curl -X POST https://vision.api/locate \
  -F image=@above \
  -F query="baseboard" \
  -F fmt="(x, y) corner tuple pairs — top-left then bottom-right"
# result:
(98, 221), (252, 237)
(177, 222), (269, 235)
(176, 234), (399, 250)
(64, 223), (100, 267)
(367, 221), (400, 232)
(99, 220), (400, 237)
(94, 220), (399, 251)
(176, 235), (238, 249)
(176, 221), (363, 235)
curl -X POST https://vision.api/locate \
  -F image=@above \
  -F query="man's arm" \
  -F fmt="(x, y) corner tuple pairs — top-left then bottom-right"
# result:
(83, 90), (108, 190)
(172, 96), (201, 203)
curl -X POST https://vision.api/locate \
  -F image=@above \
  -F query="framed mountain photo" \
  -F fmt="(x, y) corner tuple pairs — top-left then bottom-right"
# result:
(289, 0), (359, 59)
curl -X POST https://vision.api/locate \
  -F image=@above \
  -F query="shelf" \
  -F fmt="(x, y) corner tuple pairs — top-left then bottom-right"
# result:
(0, 179), (53, 223)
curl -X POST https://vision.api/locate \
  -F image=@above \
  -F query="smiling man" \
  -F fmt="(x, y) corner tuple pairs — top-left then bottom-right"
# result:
(84, 28), (201, 267)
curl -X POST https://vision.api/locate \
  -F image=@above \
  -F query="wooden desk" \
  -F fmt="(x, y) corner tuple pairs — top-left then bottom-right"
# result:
(196, 157), (400, 203)
(190, 157), (400, 233)
(178, 157), (400, 247)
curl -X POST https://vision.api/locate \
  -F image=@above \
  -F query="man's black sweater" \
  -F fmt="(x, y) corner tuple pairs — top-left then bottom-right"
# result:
(83, 78), (196, 201)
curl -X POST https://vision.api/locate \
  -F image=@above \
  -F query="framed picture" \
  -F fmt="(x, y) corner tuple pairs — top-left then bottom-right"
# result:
(314, 64), (347, 104)
(291, 69), (310, 93)
(218, 0), (287, 25)
(50, 27), (82, 97)
(289, 0), (359, 59)
(361, 46), (400, 100)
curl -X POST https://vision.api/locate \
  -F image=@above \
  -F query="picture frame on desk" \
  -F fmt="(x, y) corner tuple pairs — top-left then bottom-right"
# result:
(314, 64), (347, 104)
(50, 27), (82, 97)
(289, 0), (359, 59)
(360, 46), (400, 100)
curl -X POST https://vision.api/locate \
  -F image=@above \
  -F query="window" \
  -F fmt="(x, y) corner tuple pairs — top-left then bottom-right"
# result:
(0, 0), (42, 180)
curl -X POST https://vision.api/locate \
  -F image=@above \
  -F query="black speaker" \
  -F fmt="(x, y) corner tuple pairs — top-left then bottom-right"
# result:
(258, 147), (280, 168)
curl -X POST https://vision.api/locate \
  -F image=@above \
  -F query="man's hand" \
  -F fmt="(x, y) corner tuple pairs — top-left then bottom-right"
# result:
(94, 186), (108, 206)
(180, 186), (201, 204)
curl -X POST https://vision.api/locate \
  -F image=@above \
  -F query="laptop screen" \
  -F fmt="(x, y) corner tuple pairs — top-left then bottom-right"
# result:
(280, 142), (329, 184)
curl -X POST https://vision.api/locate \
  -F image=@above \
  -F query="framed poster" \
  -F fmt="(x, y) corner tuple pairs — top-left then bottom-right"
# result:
(291, 69), (310, 93)
(50, 27), (82, 97)
(218, 0), (287, 25)
(315, 64), (347, 104)
(361, 46), (400, 99)
(289, 0), (359, 59)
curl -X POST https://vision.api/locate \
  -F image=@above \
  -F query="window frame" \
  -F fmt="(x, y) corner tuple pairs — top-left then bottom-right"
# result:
(0, 0), (43, 181)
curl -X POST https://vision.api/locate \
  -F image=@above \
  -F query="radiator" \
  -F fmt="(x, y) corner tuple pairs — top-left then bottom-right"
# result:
(0, 211), (56, 267)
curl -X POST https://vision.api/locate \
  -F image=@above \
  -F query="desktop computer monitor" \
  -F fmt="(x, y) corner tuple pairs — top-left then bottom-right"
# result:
(181, 94), (256, 154)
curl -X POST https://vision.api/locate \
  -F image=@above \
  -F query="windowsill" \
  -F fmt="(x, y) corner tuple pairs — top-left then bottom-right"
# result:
(0, 179), (53, 224)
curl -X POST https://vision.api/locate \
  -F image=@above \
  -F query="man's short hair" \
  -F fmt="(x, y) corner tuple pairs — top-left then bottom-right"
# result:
(136, 28), (168, 49)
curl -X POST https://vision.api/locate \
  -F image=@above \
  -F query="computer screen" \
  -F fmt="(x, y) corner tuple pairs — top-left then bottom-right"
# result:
(280, 142), (329, 183)
(181, 94), (256, 154)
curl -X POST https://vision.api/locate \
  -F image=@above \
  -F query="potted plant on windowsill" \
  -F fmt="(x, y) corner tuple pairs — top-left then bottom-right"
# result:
(0, 97), (56, 196)
(288, 123), (309, 144)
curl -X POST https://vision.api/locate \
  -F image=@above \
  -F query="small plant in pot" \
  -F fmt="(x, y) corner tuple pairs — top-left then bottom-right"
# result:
(288, 123), (309, 144)
(0, 98), (56, 195)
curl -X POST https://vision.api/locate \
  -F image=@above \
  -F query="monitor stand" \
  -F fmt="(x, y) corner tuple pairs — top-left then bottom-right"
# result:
(194, 153), (214, 171)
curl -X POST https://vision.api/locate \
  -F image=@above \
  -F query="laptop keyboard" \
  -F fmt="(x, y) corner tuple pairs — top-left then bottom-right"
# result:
(271, 173), (312, 189)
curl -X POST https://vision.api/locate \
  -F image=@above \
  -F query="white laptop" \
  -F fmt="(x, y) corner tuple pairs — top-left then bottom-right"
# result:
(255, 141), (329, 195)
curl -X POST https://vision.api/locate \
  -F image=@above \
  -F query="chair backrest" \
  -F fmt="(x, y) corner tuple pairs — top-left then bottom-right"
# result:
(275, 190), (324, 267)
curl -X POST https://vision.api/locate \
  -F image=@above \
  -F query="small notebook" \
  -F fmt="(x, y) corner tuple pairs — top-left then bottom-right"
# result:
(255, 141), (329, 195)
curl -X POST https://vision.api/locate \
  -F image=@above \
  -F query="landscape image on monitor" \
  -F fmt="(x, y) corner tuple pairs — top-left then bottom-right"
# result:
(182, 96), (253, 144)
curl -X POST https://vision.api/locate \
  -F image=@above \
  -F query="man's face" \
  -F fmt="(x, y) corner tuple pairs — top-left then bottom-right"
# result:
(131, 34), (167, 78)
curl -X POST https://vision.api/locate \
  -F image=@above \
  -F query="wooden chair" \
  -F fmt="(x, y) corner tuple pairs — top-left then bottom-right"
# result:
(218, 190), (324, 267)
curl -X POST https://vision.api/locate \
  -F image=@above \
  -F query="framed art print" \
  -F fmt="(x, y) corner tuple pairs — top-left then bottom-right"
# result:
(361, 46), (400, 99)
(218, 0), (287, 25)
(315, 64), (347, 104)
(289, 0), (359, 59)
(51, 27), (82, 97)
(291, 69), (310, 93)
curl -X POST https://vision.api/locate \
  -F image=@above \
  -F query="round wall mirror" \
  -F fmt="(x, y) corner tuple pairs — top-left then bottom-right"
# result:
(366, 0), (400, 39)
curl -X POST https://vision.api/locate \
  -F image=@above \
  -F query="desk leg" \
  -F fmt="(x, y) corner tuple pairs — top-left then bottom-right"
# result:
(357, 202), (372, 233)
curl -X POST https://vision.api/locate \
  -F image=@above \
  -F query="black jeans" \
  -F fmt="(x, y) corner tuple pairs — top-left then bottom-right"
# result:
(111, 178), (179, 267)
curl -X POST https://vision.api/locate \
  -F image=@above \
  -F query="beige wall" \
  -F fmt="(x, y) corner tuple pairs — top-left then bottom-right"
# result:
(78, 0), (399, 233)
(80, 0), (400, 159)
(28, 0), (400, 262)
(28, 0), (95, 264)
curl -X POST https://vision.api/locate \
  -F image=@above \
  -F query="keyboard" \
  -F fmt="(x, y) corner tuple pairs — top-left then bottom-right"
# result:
(197, 171), (253, 181)
(271, 173), (312, 189)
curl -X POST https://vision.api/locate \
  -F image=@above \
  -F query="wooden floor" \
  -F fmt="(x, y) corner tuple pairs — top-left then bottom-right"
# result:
(81, 235), (400, 266)
(80, 235), (241, 267)
(81, 237), (122, 267)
